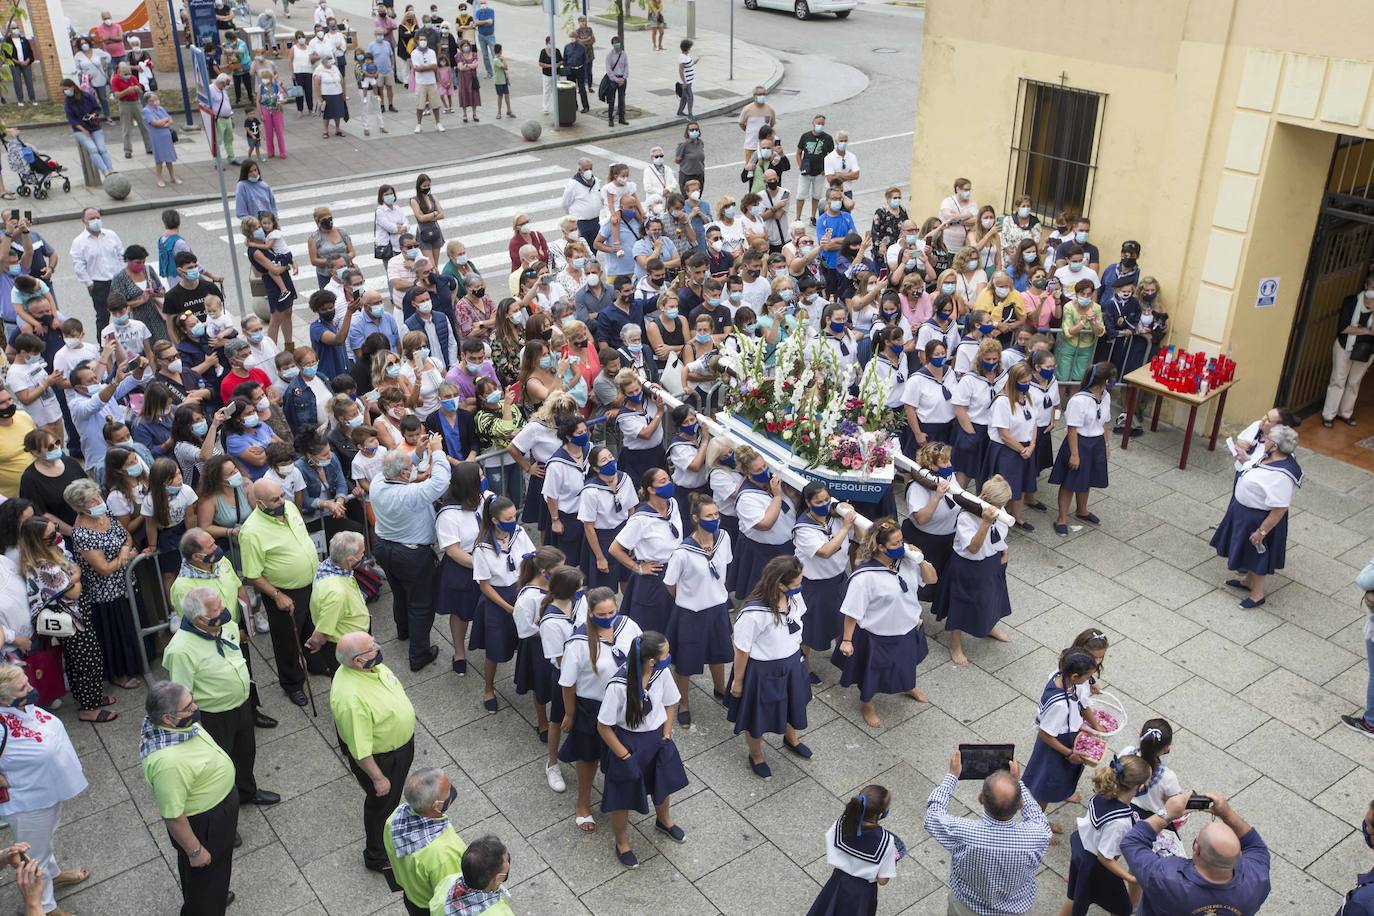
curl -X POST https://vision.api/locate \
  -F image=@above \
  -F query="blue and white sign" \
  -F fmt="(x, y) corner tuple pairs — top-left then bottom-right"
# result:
(189, 46), (218, 156)
(1255, 276), (1279, 309)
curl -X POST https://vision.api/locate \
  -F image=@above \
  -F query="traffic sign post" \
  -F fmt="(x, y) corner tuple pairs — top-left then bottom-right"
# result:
(191, 46), (247, 315)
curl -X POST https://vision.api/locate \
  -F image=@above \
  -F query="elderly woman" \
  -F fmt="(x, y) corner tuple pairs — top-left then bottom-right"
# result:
(1209, 424), (1302, 609)
(66, 476), (146, 686)
(0, 663), (92, 913)
(140, 91), (179, 186)
(314, 53), (348, 138)
(973, 270), (1026, 346)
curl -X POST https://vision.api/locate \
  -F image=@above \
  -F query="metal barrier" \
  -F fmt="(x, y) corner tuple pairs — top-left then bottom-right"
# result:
(123, 550), (176, 682)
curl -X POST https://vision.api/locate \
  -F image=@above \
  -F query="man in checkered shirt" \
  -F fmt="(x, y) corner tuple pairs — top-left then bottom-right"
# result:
(924, 749), (1051, 916)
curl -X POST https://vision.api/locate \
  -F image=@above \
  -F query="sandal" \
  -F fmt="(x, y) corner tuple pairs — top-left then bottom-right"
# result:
(97, 694), (117, 707)
(78, 709), (119, 723)
(113, 676), (142, 689)
(574, 814), (596, 832)
(53, 867), (91, 888)
(0, 192), (15, 200)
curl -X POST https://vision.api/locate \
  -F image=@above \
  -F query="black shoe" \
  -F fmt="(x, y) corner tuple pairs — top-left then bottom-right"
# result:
(226, 890), (236, 907)
(253, 711), (279, 729)
(243, 789), (281, 806)
(287, 688), (308, 707)
(410, 646), (439, 672)
(1129, 426), (1144, 438)
(452, 658), (467, 675)
(364, 860), (391, 874)
(387, 105), (398, 112)
(618, 118), (628, 125)
(233, 832), (243, 848)
(396, 630), (410, 641)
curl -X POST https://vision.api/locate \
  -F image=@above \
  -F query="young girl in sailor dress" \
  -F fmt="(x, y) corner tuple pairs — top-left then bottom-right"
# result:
(870, 326), (910, 431)
(793, 482), (855, 674)
(1049, 361), (1115, 535)
(435, 464), (491, 676)
(709, 443), (745, 592)
(665, 405), (710, 528)
(833, 519), (935, 730)
(913, 295), (960, 365)
(1060, 755), (1150, 916)
(733, 447), (796, 601)
(1119, 718), (1183, 819)
(471, 496), (538, 713)
(952, 312), (994, 377)
(728, 555), (814, 778)
(509, 408), (564, 535)
(614, 374), (666, 482)
(557, 588), (642, 832)
(1023, 647), (1104, 824)
(1027, 348), (1059, 507)
(930, 476), (1014, 669)
(901, 340), (957, 452)
(950, 339), (1005, 485)
(663, 494), (733, 722)
(806, 784), (901, 916)
(819, 302), (861, 384)
(512, 547), (568, 774)
(903, 443), (959, 603)
(608, 468), (683, 635)
(531, 564), (588, 795)
(597, 631), (690, 868)
(578, 446), (637, 592)
(982, 363), (1039, 530)
(543, 415), (592, 568)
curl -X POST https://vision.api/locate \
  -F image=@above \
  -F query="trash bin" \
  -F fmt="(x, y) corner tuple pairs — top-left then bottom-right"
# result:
(556, 79), (578, 127)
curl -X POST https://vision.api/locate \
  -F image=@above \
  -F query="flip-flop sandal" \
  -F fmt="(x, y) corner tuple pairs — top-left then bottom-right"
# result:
(115, 677), (142, 689)
(574, 815), (596, 832)
(0, 192), (15, 200)
(80, 709), (119, 723)
(54, 867), (91, 887)
(97, 694), (117, 707)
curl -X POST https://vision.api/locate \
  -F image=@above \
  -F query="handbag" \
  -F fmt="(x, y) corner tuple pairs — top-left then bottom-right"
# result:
(35, 607), (77, 639)
(287, 84), (305, 98)
(1352, 335), (1374, 363)
(469, 71), (480, 92)
(27, 643), (66, 707)
(417, 221), (442, 246)
(597, 73), (611, 102)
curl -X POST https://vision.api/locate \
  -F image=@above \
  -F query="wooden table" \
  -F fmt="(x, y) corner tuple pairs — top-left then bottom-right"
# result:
(1119, 365), (1240, 470)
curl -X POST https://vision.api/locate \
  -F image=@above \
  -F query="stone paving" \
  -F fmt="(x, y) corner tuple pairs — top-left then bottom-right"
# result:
(6, 421), (1374, 915)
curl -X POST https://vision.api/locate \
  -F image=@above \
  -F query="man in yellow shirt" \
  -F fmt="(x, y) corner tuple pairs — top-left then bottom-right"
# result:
(163, 586), (282, 812)
(172, 528), (277, 729)
(0, 389), (37, 499)
(429, 836), (514, 916)
(330, 630), (416, 874)
(140, 680), (239, 915)
(304, 531), (371, 658)
(384, 767), (468, 915)
(240, 478), (332, 707)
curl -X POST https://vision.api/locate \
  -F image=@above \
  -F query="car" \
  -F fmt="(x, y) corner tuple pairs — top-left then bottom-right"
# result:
(743, 0), (855, 20)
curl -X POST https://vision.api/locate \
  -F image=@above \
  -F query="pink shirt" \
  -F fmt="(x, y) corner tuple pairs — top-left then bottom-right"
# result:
(95, 22), (125, 57)
(901, 289), (933, 327)
(1022, 288), (1056, 329)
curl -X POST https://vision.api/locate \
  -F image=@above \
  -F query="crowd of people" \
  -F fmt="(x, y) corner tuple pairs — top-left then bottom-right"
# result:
(2, 74), (1373, 915)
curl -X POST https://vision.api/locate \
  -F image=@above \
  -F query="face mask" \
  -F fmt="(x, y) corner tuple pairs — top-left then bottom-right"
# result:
(976, 323), (993, 337)
(42, 446), (62, 462)
(300, 365), (318, 380)
(626, 390), (644, 404)
(244, 414), (261, 428)
(1016, 206), (1032, 218)
(928, 355), (946, 368)
(191, 419), (210, 437)
(994, 286), (1010, 298)
(360, 649), (382, 669)
(370, 305), (385, 319)
(593, 614), (620, 630)
(689, 129), (700, 139)
(539, 355), (557, 371)
(405, 247), (421, 261)
(281, 367), (300, 381)
(981, 359), (998, 372)
(829, 321), (847, 335)
(652, 654), (673, 673)
(345, 413), (365, 430)
(1035, 367), (1056, 382)
(723, 205), (737, 220)
(127, 461), (144, 477)
(570, 431), (591, 447)
(749, 204), (764, 217)
(173, 709), (202, 729)
(1015, 381), (1031, 393)
(63, 336), (84, 350)
(417, 40), (427, 49)
(113, 315), (130, 326)
(496, 519), (519, 534)
(884, 545), (906, 561)
(1076, 295), (1092, 307)
(836, 141), (847, 152)
(930, 465), (955, 480)
(940, 283), (956, 296)
(981, 218), (995, 229)
(958, 189), (970, 201)
(750, 470), (770, 486)
(680, 422), (699, 437)
(248, 331), (265, 344)
(828, 200), (841, 212)
(1031, 278), (1048, 289)
(1067, 261), (1085, 273)
(1075, 231), (1088, 243)
(758, 150), (772, 163)
(888, 342), (905, 357)
(654, 482), (676, 499)
(597, 459), (617, 478)
(627, 342), (643, 353)
(190, 322), (207, 338)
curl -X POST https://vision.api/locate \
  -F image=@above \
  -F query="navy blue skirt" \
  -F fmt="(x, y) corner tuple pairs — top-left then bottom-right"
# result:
(806, 868), (878, 916)
(1067, 831), (1132, 916)
(1034, 426), (1054, 475)
(470, 583), (519, 662)
(982, 440), (1037, 500)
(623, 568), (674, 635)
(800, 574), (847, 652)
(558, 695), (604, 764)
(733, 536), (795, 601)
(664, 602), (733, 676)
(1048, 433), (1109, 492)
(437, 555), (480, 620)
(726, 651), (811, 738)
(581, 525), (626, 591)
(951, 423), (989, 479)
(513, 635), (565, 719)
(599, 726), (689, 814)
(720, 514), (741, 593)
(521, 469), (551, 530)
(900, 420), (954, 459)
(1209, 498), (1288, 576)
(901, 522), (953, 602)
(930, 552), (1011, 639)
(553, 510), (585, 567)
(831, 626), (928, 703)
(1023, 728), (1083, 804)
(618, 444), (666, 483)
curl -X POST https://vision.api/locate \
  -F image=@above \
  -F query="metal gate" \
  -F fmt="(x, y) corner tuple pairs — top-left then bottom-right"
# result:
(1278, 137), (1374, 412)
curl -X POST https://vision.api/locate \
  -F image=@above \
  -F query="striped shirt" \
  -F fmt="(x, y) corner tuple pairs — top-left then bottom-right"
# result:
(923, 774), (1051, 916)
(679, 53), (695, 85)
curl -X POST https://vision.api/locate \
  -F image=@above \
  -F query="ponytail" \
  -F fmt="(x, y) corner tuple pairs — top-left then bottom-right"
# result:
(622, 630), (666, 730)
(839, 785), (890, 840)
(583, 587), (618, 671)
(539, 565), (584, 617)
(478, 495), (515, 544)
(1090, 754), (1150, 798)
(1137, 718), (1173, 774)
(518, 545), (565, 588)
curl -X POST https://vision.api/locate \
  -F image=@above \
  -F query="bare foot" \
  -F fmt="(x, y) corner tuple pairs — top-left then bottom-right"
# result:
(909, 688), (929, 703)
(1066, 793), (1081, 804)
(1048, 820), (1063, 834)
(861, 705), (883, 728)
(950, 651), (970, 668)
(1049, 833), (1061, 846)
(989, 628), (1012, 643)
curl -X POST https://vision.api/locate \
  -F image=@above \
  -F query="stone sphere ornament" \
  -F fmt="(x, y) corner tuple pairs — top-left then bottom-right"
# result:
(521, 120), (542, 142)
(103, 172), (132, 200)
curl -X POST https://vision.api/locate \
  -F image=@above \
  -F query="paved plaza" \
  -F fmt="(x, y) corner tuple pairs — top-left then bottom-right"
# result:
(5, 421), (1373, 914)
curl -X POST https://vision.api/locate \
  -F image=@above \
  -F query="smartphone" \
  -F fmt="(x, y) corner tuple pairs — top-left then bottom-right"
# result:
(1185, 792), (1214, 811)
(23, 210), (31, 222)
(351, 287), (362, 301)
(957, 743), (1014, 780)
(222, 400), (239, 417)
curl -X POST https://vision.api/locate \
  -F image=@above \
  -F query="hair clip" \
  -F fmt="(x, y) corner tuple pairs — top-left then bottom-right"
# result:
(521, 552), (535, 560)
(1109, 755), (1124, 778)
(1141, 727), (1163, 742)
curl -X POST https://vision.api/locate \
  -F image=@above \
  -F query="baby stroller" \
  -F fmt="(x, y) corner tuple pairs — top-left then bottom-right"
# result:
(4, 132), (72, 200)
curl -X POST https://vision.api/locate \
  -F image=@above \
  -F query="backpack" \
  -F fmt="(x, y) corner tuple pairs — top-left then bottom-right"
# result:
(158, 234), (183, 280)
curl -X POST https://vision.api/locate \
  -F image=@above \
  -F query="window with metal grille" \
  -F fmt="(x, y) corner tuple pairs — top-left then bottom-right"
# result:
(1005, 79), (1105, 221)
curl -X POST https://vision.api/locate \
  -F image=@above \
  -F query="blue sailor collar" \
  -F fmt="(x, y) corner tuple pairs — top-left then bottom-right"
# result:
(1088, 795), (1138, 829)
(1249, 454), (1304, 487)
(831, 818), (892, 863)
(547, 446), (589, 472)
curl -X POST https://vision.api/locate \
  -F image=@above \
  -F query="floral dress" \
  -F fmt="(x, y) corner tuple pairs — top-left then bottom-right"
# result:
(71, 520), (143, 684)
(24, 557), (110, 710)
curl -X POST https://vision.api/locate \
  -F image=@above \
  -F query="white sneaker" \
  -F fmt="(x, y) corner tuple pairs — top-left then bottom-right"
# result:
(414, 124), (422, 133)
(436, 123), (445, 132)
(546, 764), (566, 793)
(255, 610), (270, 634)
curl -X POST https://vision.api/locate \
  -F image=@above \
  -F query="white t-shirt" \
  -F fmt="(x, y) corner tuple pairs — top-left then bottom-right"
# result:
(8, 360), (61, 425)
(732, 600), (804, 661)
(1030, 377), (1060, 429)
(907, 482), (960, 536)
(598, 666), (681, 733)
(245, 338), (281, 388)
(1119, 744), (1183, 817)
(264, 464), (306, 502)
(709, 467), (744, 518)
(53, 341), (101, 378)
(1054, 264), (1100, 293)
(1075, 798), (1138, 859)
(510, 420), (562, 464)
(435, 503), (483, 552)
(350, 446), (388, 487)
(822, 150), (859, 191)
(412, 47), (438, 84)
(952, 510), (1008, 561)
(558, 617), (643, 700)
(107, 483), (147, 520)
(616, 400), (664, 452)
(100, 318), (151, 360)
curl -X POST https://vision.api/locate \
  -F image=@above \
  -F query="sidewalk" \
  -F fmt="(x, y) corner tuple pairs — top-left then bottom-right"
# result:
(24, 4), (781, 222)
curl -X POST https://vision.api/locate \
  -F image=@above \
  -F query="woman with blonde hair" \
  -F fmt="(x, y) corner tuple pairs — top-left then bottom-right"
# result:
(953, 245), (986, 306)
(1059, 755), (1151, 916)
(930, 475), (1013, 668)
(949, 337), (1004, 485)
(711, 194), (746, 256)
(397, 328), (446, 419)
(974, 269), (1026, 346)
(982, 362), (1038, 529)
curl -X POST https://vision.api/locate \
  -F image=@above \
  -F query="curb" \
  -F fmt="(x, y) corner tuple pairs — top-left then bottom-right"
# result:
(37, 54), (784, 223)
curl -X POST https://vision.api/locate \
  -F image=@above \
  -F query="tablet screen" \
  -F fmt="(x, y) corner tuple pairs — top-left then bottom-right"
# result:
(958, 743), (1014, 780)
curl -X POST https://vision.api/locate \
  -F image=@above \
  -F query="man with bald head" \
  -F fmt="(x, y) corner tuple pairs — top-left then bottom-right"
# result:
(239, 477), (330, 707)
(1122, 791), (1270, 916)
(924, 749), (1050, 916)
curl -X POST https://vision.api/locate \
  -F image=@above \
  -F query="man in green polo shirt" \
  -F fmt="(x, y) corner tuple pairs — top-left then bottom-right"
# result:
(240, 478), (331, 708)
(384, 767), (468, 915)
(172, 528), (277, 729)
(304, 531), (372, 659)
(429, 836), (514, 916)
(141, 680), (239, 916)
(331, 630), (417, 874)
(164, 586), (282, 814)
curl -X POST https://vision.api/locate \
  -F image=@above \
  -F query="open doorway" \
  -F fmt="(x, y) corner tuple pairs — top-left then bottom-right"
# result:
(1279, 135), (1374, 470)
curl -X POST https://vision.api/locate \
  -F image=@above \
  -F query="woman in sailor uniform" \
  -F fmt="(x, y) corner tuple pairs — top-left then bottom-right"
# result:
(665, 404), (711, 528)
(901, 339), (956, 454)
(950, 338), (1005, 486)
(597, 630), (691, 869)
(663, 494), (733, 722)
(913, 293), (961, 368)
(1060, 755), (1150, 916)
(613, 370), (667, 482)
(871, 326), (911, 433)
(544, 414), (592, 568)
(1208, 422), (1302, 608)
(819, 302), (861, 385)
(951, 310), (995, 377)
(733, 446), (796, 601)
(512, 546), (568, 766)
(930, 476), (1014, 668)
(1023, 647), (1103, 823)
(578, 446), (637, 592)
(608, 468), (683, 635)
(1049, 361), (1115, 536)
(557, 587), (643, 833)
(1119, 718), (1182, 819)
(806, 785), (900, 916)
(728, 555), (814, 778)
(1027, 348), (1059, 508)
(902, 443), (959, 602)
(833, 518), (936, 729)
(435, 461), (490, 676)
(508, 391), (578, 535)
(1228, 407), (1298, 472)
(471, 496), (538, 713)
(793, 482), (855, 677)
(527, 564), (587, 794)
(981, 362), (1039, 531)
(708, 441), (745, 593)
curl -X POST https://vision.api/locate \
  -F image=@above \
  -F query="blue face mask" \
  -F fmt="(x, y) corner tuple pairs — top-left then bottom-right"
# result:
(303, 366), (318, 379)
(539, 355), (557, 370)
(936, 465), (955, 478)
(695, 332), (712, 344)
(720, 454), (736, 468)
(785, 586), (803, 598)
(191, 322), (207, 337)
(888, 343), (904, 356)
(829, 321), (847, 335)
(979, 323), (995, 336)
(929, 355), (946, 368)
(750, 470), (770, 485)
(593, 614), (620, 630)
(192, 420), (209, 437)
(248, 331), (265, 344)
(1015, 381), (1031, 392)
(809, 502), (830, 517)
(981, 359), (999, 373)
(698, 517), (720, 534)
(496, 519), (519, 534)
(884, 545), (906, 561)
(441, 398), (459, 413)
(935, 310), (949, 323)
(361, 649), (383, 669)
(598, 460), (617, 477)
(626, 391), (644, 404)
(1038, 367), (1055, 381)
(570, 431), (590, 447)
(680, 422), (698, 437)
(940, 283), (956, 295)
(653, 655), (673, 672)
(485, 390), (502, 405)
(184, 267), (201, 282)
(654, 481), (676, 500)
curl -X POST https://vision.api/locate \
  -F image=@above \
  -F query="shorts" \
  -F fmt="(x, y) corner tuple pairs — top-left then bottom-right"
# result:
(495, 83), (509, 96)
(415, 83), (441, 109)
(796, 172), (826, 200)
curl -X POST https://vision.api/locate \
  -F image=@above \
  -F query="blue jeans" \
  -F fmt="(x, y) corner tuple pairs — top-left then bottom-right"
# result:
(477, 32), (496, 77)
(1364, 637), (1374, 727)
(74, 128), (114, 175)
